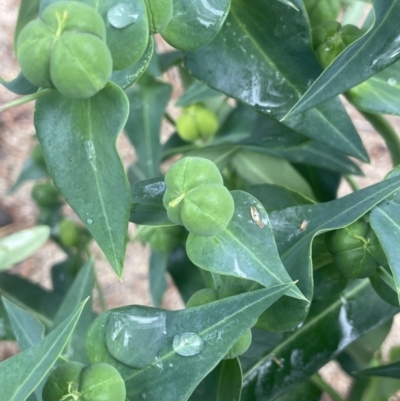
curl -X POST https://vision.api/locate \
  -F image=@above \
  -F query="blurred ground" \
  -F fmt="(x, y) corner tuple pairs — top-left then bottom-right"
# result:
(1, 1), (400, 399)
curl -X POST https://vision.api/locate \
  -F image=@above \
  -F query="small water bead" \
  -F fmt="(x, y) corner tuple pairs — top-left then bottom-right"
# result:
(86, 218), (94, 225)
(143, 181), (166, 197)
(173, 332), (205, 356)
(387, 77), (397, 86)
(107, 3), (139, 29)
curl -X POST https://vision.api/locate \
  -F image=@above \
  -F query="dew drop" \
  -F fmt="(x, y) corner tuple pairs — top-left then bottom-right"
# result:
(143, 181), (166, 197)
(86, 218), (94, 225)
(141, 394), (147, 400)
(173, 332), (205, 356)
(107, 3), (139, 29)
(387, 77), (397, 86)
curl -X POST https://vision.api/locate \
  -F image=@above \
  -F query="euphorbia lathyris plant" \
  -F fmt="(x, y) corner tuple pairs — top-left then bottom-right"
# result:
(1, 0), (400, 400)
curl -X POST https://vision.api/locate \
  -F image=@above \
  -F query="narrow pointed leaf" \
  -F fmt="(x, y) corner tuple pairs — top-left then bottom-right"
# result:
(185, 0), (367, 160)
(0, 299), (14, 340)
(369, 201), (400, 305)
(111, 38), (155, 90)
(88, 283), (292, 401)
(240, 281), (399, 400)
(347, 60), (400, 116)
(35, 82), (131, 277)
(287, 0), (400, 116)
(0, 72), (37, 95)
(52, 260), (95, 363)
(190, 358), (242, 401)
(0, 298), (87, 401)
(187, 191), (306, 301)
(161, 0), (231, 51)
(356, 361), (400, 379)
(0, 226), (50, 271)
(125, 79), (172, 178)
(149, 250), (168, 307)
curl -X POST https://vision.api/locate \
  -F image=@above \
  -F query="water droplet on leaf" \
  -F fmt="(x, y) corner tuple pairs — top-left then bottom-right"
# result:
(387, 77), (397, 86)
(173, 332), (205, 356)
(86, 218), (93, 225)
(107, 3), (139, 29)
(144, 181), (166, 197)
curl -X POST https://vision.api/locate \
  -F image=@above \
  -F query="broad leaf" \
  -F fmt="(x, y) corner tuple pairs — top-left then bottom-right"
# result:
(185, 0), (368, 161)
(176, 81), (222, 107)
(125, 78), (172, 178)
(347, 60), (400, 116)
(190, 358), (242, 401)
(35, 82), (131, 277)
(0, 298), (87, 401)
(161, 0), (231, 51)
(187, 191), (306, 301)
(111, 38), (155, 90)
(0, 226), (50, 271)
(240, 281), (399, 400)
(0, 72), (37, 95)
(369, 201), (400, 305)
(258, 174), (400, 330)
(287, 0), (400, 116)
(52, 260), (95, 363)
(87, 283), (293, 401)
(130, 178), (173, 226)
(149, 250), (168, 307)
(356, 361), (400, 379)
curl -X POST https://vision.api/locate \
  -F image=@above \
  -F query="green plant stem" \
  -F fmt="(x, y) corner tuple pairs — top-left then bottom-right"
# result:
(95, 275), (107, 313)
(361, 111), (400, 167)
(165, 112), (176, 127)
(0, 89), (52, 113)
(310, 373), (347, 401)
(344, 175), (360, 192)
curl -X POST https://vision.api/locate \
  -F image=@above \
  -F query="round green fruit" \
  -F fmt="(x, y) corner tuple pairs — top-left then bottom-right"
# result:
(17, 1), (112, 98)
(31, 182), (60, 208)
(326, 220), (369, 254)
(186, 288), (218, 308)
(144, 0), (173, 33)
(58, 219), (82, 248)
(31, 144), (46, 166)
(42, 362), (126, 401)
(176, 104), (219, 143)
(224, 329), (252, 360)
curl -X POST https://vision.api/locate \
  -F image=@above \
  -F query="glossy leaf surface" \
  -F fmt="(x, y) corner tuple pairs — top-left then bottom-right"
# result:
(0, 299), (86, 401)
(369, 200), (400, 305)
(190, 358), (242, 401)
(347, 60), (400, 116)
(0, 226), (50, 271)
(90, 284), (292, 401)
(35, 83), (131, 277)
(130, 178), (173, 226)
(111, 38), (155, 90)
(185, 0), (367, 161)
(187, 191), (305, 300)
(288, 0), (400, 116)
(125, 78), (172, 178)
(240, 281), (399, 400)
(161, 0), (231, 51)
(356, 360), (400, 379)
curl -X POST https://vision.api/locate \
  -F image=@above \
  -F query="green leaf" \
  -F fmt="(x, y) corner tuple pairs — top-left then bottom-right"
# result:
(111, 38), (155, 90)
(35, 82), (131, 277)
(3, 298), (44, 351)
(149, 250), (168, 307)
(161, 0), (231, 51)
(275, 380), (321, 401)
(185, 0), (368, 161)
(0, 226), (50, 271)
(304, 0), (341, 28)
(258, 174), (400, 330)
(232, 150), (315, 199)
(287, 0), (400, 116)
(0, 299), (14, 340)
(14, 0), (40, 51)
(176, 81), (222, 107)
(356, 361), (400, 379)
(187, 191), (306, 301)
(130, 178), (173, 226)
(347, 60), (400, 116)
(240, 281), (399, 400)
(0, 72), (38, 95)
(88, 283), (293, 401)
(369, 201), (400, 305)
(125, 79), (172, 178)
(52, 260), (95, 363)
(190, 358), (242, 401)
(40, 0), (149, 70)
(0, 298), (87, 401)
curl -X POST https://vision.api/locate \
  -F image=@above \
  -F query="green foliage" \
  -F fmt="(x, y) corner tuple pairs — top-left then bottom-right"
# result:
(2, 0), (400, 399)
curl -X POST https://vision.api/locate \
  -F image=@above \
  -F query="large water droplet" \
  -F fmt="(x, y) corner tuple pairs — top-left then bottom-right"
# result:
(143, 181), (166, 197)
(173, 332), (205, 356)
(107, 3), (139, 29)
(387, 77), (397, 86)
(105, 308), (167, 369)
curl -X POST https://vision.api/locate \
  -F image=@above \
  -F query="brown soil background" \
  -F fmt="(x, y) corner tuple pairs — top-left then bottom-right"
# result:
(1, 1), (400, 399)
